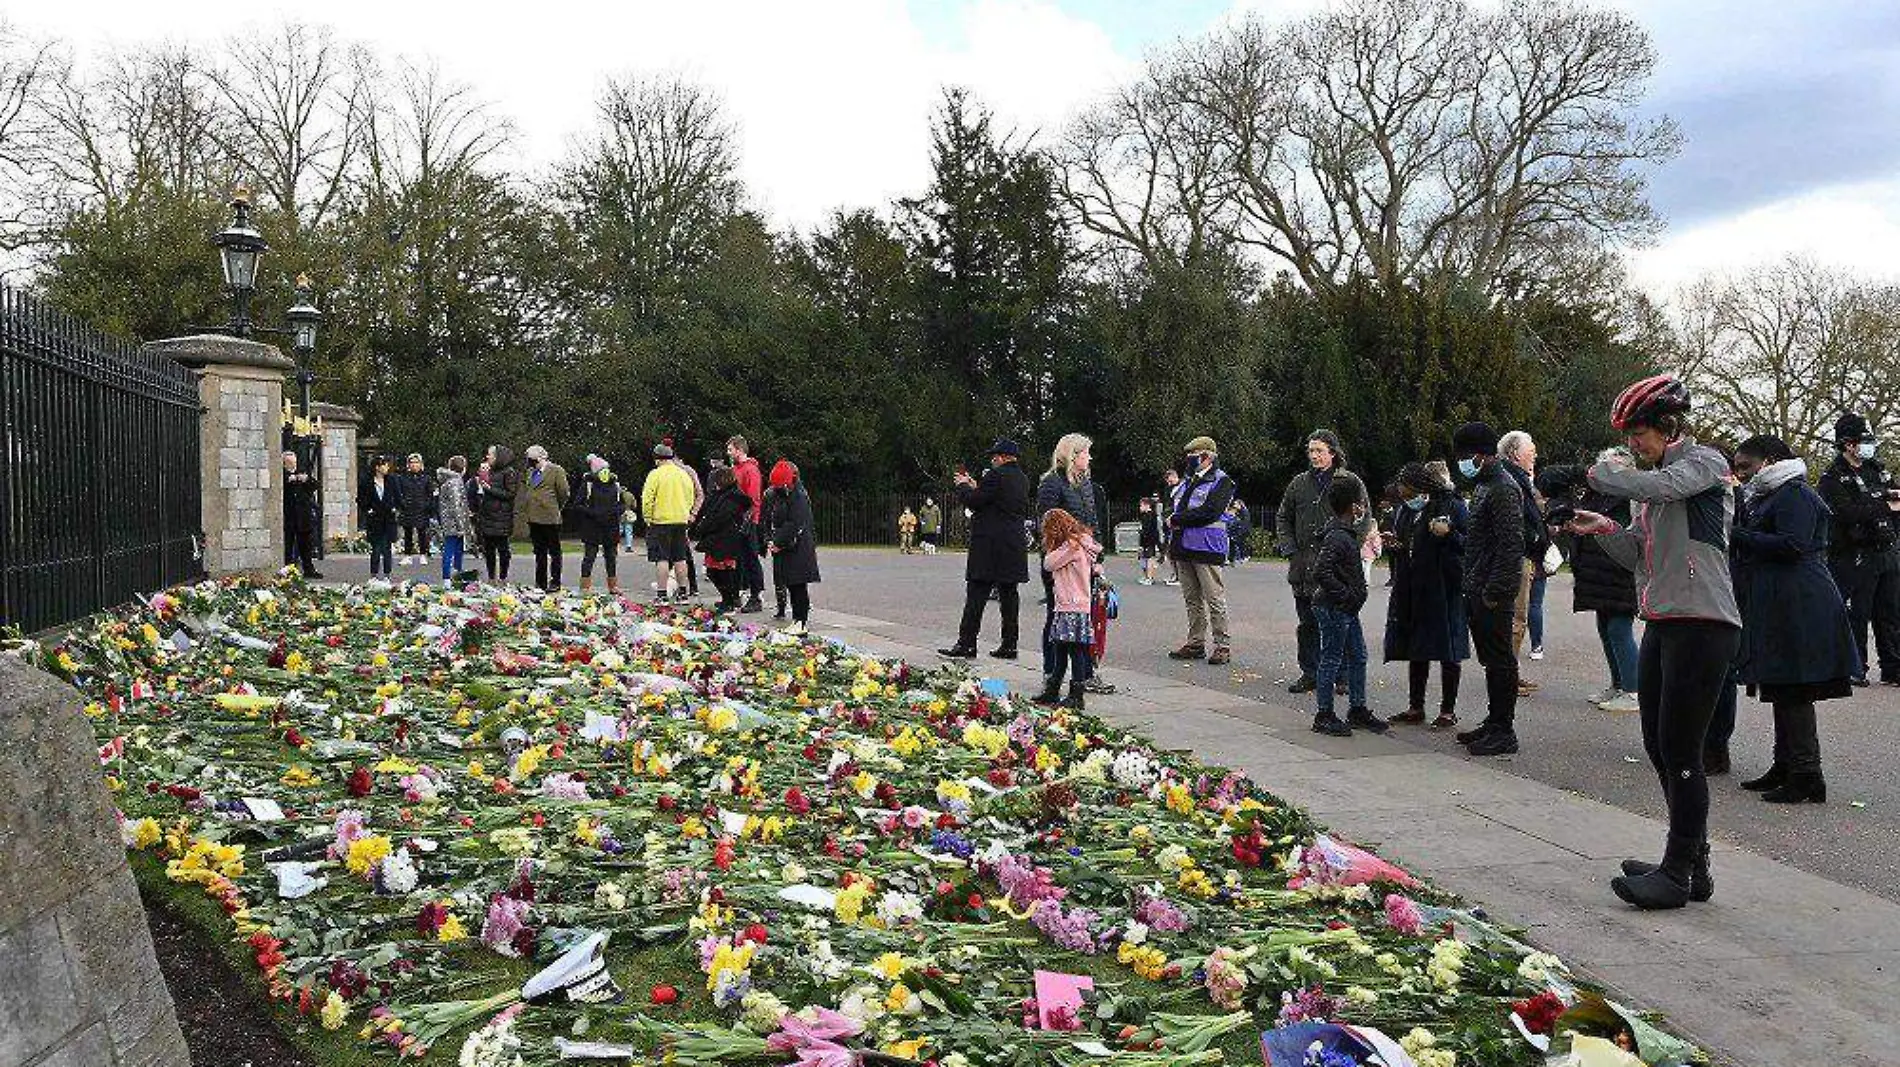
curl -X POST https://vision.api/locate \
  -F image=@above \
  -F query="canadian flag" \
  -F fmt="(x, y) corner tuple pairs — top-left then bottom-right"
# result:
(98, 736), (125, 765)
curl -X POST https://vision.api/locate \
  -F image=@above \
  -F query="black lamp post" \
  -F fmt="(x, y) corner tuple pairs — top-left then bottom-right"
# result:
(212, 186), (269, 337)
(285, 273), (323, 419)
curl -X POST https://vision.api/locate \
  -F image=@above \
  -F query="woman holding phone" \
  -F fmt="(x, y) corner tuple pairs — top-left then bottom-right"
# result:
(1564, 375), (1740, 910)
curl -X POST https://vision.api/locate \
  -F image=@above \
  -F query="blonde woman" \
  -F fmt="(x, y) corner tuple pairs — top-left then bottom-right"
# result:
(1034, 433), (1103, 691)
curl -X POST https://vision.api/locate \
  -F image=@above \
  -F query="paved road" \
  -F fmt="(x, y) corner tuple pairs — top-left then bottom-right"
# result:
(322, 545), (1900, 902)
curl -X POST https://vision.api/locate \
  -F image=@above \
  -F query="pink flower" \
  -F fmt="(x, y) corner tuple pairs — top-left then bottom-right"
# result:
(481, 895), (534, 957)
(538, 772), (589, 800)
(329, 809), (367, 859)
(1384, 893), (1424, 936)
(900, 806), (930, 830)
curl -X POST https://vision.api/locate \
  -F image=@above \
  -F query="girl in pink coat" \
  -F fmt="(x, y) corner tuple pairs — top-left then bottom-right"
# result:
(1034, 508), (1101, 709)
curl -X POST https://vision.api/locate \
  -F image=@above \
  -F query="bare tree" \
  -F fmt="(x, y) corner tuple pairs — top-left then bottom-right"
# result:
(40, 43), (235, 217)
(1052, 46), (1239, 277)
(0, 20), (66, 255)
(552, 75), (741, 327)
(1673, 257), (1868, 455)
(205, 22), (370, 234)
(1158, 0), (1675, 295)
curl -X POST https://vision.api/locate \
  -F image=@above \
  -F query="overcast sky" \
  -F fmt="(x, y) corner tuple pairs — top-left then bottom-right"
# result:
(16, 0), (1900, 300)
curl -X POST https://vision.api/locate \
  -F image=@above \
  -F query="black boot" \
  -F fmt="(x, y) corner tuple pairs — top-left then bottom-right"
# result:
(1740, 763), (1786, 792)
(1620, 841), (1713, 902)
(1346, 706), (1390, 734)
(1062, 682), (1085, 710)
(774, 589), (788, 619)
(1031, 677), (1063, 706)
(1611, 835), (1696, 910)
(1761, 771), (1826, 804)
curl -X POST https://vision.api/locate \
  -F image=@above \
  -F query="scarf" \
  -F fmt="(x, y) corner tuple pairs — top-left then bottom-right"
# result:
(1744, 457), (1807, 505)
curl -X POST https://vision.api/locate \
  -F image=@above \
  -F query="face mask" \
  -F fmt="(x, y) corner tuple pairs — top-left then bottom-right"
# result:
(1858, 442), (1877, 461)
(1405, 494), (1429, 510)
(1457, 458), (1480, 480)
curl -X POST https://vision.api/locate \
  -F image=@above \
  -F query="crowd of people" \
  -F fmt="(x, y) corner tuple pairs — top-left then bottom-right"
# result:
(284, 435), (825, 632)
(915, 374), (1874, 912)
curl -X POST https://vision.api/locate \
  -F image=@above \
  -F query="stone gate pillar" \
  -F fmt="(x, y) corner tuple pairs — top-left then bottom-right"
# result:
(310, 402), (362, 545)
(143, 335), (292, 575)
(0, 655), (190, 1067)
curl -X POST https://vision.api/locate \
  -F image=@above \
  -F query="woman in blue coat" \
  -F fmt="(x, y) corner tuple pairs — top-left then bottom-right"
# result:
(1384, 461), (1470, 728)
(1729, 435), (1858, 804)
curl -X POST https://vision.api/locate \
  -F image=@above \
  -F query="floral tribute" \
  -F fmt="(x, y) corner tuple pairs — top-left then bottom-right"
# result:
(35, 571), (1704, 1067)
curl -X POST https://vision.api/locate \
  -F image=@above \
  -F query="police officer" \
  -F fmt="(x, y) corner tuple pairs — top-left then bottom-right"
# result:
(1817, 413), (1900, 686)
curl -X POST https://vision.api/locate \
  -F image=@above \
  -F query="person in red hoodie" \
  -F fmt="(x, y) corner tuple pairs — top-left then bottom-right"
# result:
(726, 435), (766, 613)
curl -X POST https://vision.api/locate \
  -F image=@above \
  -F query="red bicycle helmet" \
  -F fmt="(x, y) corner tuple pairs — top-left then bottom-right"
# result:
(1611, 374), (1691, 430)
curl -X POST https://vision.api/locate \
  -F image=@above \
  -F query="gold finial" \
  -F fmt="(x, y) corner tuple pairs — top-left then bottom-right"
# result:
(295, 272), (312, 288)
(233, 183), (252, 204)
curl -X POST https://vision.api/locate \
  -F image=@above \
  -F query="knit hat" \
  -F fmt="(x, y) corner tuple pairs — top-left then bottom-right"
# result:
(1452, 422), (1498, 456)
(1184, 435), (1217, 455)
(653, 443), (675, 459)
(1836, 413), (1873, 443)
(769, 459), (798, 489)
(588, 455), (609, 473)
(988, 437), (1021, 458)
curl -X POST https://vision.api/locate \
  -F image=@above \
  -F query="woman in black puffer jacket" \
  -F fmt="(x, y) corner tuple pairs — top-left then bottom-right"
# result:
(1544, 456), (1641, 712)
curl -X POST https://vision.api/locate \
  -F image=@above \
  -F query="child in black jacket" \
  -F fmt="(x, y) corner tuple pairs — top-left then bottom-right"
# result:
(1312, 480), (1389, 737)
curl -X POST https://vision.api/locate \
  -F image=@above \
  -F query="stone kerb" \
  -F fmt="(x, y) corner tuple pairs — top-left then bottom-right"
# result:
(311, 402), (363, 542)
(144, 335), (294, 576)
(0, 655), (190, 1067)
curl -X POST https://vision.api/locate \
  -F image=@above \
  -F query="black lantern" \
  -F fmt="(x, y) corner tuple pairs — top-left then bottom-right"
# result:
(212, 186), (268, 336)
(285, 273), (322, 418)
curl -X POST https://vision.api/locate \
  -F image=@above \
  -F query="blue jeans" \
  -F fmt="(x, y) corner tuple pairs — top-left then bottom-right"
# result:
(1596, 612), (1639, 691)
(1314, 604), (1367, 715)
(441, 535), (465, 580)
(1529, 570), (1548, 648)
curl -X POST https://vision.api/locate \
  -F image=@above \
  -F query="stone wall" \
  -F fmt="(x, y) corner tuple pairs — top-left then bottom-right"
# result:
(312, 402), (362, 541)
(144, 335), (294, 575)
(0, 655), (189, 1067)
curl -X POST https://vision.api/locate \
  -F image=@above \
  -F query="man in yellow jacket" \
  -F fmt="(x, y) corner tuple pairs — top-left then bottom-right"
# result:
(642, 443), (697, 602)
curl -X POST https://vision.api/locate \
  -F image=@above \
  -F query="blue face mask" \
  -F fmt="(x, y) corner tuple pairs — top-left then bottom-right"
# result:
(1858, 441), (1878, 461)
(1405, 494), (1429, 510)
(1458, 458), (1480, 480)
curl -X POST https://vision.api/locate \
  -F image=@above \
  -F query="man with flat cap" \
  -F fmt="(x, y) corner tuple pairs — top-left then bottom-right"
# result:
(941, 438), (1032, 660)
(1166, 435), (1238, 666)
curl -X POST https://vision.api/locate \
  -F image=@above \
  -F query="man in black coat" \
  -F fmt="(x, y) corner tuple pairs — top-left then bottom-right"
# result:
(1817, 413), (1900, 685)
(940, 438), (1032, 660)
(396, 453), (436, 564)
(1452, 422), (1526, 756)
(282, 450), (323, 579)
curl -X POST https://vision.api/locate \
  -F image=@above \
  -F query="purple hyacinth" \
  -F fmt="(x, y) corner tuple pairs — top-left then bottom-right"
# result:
(1031, 902), (1100, 954)
(1134, 894), (1190, 934)
(929, 829), (974, 859)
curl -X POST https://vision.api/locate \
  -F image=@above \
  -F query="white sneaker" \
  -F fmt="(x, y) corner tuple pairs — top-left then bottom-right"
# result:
(1529, 645), (1545, 660)
(1587, 686), (1618, 705)
(1600, 692), (1640, 713)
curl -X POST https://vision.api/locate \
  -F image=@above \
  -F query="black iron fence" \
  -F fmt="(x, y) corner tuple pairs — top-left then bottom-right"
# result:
(1, 288), (204, 634)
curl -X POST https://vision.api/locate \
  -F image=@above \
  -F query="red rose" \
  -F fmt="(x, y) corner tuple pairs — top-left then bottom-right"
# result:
(742, 923), (769, 945)
(967, 893), (985, 909)
(650, 984), (679, 1006)
(347, 767), (372, 797)
(283, 727), (306, 747)
(784, 787), (811, 815)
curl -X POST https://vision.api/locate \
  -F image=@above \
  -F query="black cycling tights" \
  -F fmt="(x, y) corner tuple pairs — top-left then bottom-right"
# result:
(1637, 620), (1742, 845)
